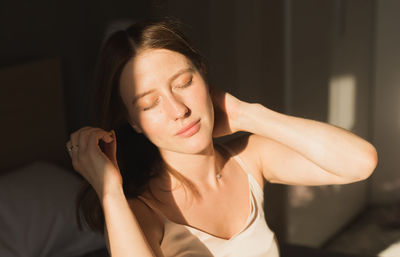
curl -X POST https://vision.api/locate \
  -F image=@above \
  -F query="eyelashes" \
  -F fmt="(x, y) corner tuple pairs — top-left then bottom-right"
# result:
(142, 76), (193, 111)
(143, 97), (160, 111)
(177, 77), (193, 88)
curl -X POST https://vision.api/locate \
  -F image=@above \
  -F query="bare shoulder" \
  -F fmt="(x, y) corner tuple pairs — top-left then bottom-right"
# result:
(126, 197), (164, 255)
(222, 133), (265, 189)
(103, 196), (164, 256)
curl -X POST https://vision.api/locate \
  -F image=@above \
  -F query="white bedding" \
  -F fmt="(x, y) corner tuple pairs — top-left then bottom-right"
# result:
(0, 161), (105, 257)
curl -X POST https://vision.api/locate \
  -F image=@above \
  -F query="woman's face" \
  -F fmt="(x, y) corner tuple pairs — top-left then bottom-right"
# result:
(119, 48), (215, 154)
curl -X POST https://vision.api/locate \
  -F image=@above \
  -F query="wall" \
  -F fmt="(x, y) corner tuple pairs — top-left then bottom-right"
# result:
(371, 0), (400, 203)
(285, 0), (374, 247)
(153, 0), (284, 110)
(0, 0), (152, 134)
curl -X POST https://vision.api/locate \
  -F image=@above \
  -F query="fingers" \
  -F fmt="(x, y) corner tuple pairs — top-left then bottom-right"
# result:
(87, 129), (114, 155)
(66, 127), (114, 165)
(65, 141), (73, 159)
(77, 127), (98, 153)
(102, 130), (118, 168)
(66, 126), (92, 159)
(65, 127), (121, 197)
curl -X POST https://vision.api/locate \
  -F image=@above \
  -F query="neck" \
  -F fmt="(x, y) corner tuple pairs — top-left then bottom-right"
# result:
(158, 142), (227, 190)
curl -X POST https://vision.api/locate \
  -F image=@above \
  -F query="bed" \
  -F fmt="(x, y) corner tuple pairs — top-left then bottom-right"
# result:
(0, 59), (109, 257)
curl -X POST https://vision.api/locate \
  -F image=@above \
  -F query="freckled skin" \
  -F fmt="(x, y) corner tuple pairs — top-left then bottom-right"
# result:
(119, 49), (215, 156)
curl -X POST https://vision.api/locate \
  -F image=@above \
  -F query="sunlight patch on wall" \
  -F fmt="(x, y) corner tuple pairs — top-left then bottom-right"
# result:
(328, 75), (357, 131)
(379, 240), (400, 256)
(289, 185), (344, 208)
(289, 186), (315, 208)
(382, 178), (400, 192)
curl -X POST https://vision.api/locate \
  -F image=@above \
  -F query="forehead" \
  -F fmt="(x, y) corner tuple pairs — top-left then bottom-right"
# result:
(119, 49), (192, 98)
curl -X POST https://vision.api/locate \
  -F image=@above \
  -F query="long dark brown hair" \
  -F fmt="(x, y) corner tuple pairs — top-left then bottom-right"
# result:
(75, 17), (208, 234)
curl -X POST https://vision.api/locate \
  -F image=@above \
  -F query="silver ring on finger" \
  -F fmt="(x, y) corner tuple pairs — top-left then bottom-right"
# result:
(66, 144), (73, 152)
(68, 145), (79, 152)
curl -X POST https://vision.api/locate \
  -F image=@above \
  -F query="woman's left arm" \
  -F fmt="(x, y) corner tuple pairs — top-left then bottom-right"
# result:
(211, 87), (378, 185)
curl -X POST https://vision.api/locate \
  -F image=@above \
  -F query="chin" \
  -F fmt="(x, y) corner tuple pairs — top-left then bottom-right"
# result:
(173, 133), (214, 155)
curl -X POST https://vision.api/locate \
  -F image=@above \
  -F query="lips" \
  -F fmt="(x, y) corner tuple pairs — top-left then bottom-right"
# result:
(175, 119), (200, 136)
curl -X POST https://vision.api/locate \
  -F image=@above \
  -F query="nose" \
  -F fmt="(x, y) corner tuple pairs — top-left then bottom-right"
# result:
(165, 94), (190, 119)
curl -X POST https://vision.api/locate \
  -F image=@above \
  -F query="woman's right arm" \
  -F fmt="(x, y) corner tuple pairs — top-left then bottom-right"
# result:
(66, 127), (164, 257)
(102, 187), (164, 257)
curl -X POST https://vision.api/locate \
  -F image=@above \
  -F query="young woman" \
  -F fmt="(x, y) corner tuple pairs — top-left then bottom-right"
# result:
(66, 18), (378, 257)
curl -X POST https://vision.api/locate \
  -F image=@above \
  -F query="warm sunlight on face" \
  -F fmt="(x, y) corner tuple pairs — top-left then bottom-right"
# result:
(119, 49), (214, 155)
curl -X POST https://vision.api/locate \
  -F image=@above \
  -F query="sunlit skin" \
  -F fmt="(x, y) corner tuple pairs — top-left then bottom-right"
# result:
(119, 49), (228, 188)
(117, 48), (254, 246)
(66, 45), (378, 257)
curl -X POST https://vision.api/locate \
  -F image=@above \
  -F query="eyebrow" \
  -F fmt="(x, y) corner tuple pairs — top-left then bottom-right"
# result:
(132, 67), (194, 105)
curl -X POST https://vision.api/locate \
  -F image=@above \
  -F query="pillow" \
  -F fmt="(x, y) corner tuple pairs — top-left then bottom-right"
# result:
(0, 161), (106, 257)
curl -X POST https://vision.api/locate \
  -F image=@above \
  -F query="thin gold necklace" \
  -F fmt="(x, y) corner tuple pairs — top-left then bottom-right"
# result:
(215, 142), (227, 180)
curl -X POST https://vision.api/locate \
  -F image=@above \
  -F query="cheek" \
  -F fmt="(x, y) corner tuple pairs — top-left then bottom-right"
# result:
(208, 95), (214, 122)
(193, 85), (209, 105)
(137, 111), (165, 136)
(200, 87), (214, 115)
(192, 86), (214, 128)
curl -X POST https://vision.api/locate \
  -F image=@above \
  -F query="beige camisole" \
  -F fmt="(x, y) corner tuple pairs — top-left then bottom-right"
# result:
(139, 143), (280, 257)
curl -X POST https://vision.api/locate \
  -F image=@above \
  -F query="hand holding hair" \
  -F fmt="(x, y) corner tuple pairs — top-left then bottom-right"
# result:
(209, 85), (245, 138)
(66, 127), (122, 199)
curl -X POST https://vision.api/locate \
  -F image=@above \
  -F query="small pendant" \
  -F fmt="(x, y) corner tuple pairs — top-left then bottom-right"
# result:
(216, 173), (222, 179)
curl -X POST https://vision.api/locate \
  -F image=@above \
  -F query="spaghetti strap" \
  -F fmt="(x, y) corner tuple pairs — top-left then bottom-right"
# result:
(216, 142), (265, 197)
(216, 142), (253, 176)
(135, 143), (278, 257)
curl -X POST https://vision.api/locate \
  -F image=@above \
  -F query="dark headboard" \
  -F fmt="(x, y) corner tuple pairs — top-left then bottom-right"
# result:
(0, 59), (68, 173)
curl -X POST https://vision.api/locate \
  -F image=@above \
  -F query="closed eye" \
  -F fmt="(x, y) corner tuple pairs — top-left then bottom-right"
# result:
(142, 76), (193, 111)
(143, 97), (160, 111)
(176, 76), (193, 89)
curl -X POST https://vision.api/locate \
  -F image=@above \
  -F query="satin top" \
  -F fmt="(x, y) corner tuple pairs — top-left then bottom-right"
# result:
(139, 143), (280, 257)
